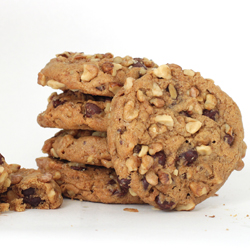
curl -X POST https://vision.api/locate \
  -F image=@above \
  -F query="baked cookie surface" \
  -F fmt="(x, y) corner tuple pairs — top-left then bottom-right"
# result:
(37, 90), (111, 131)
(38, 52), (157, 97)
(42, 129), (112, 168)
(1, 168), (63, 211)
(36, 157), (144, 205)
(107, 64), (247, 210)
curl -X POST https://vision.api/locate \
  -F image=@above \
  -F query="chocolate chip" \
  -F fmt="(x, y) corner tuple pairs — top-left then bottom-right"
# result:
(108, 179), (116, 185)
(133, 144), (142, 154)
(0, 154), (5, 165)
(132, 58), (147, 69)
(155, 195), (175, 210)
(117, 178), (130, 189)
(70, 166), (86, 171)
(85, 103), (102, 117)
(117, 177), (131, 196)
(53, 99), (66, 108)
(23, 197), (42, 207)
(22, 187), (35, 197)
(96, 85), (106, 91)
(142, 177), (149, 190)
(180, 150), (198, 165)
(203, 109), (219, 121)
(224, 134), (234, 146)
(152, 151), (166, 166)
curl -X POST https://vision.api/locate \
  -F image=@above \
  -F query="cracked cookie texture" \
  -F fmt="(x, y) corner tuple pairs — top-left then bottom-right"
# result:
(38, 52), (157, 97)
(42, 129), (112, 168)
(107, 64), (247, 211)
(36, 157), (144, 204)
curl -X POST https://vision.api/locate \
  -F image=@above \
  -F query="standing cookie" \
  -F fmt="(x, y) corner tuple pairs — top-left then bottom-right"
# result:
(107, 64), (246, 211)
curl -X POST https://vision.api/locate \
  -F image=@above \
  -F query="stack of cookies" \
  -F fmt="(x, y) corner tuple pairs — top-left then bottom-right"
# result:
(35, 52), (247, 211)
(35, 52), (159, 205)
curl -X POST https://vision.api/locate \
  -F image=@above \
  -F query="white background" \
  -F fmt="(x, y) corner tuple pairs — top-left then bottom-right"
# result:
(0, 0), (249, 249)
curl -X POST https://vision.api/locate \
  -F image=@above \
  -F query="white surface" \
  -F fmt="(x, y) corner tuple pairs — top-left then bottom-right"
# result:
(0, 0), (249, 249)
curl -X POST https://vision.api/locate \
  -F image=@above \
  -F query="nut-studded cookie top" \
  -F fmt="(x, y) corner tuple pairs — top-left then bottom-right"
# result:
(107, 64), (246, 211)
(38, 52), (158, 97)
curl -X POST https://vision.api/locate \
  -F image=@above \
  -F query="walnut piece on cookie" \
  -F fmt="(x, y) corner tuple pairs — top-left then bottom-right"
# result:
(107, 63), (246, 211)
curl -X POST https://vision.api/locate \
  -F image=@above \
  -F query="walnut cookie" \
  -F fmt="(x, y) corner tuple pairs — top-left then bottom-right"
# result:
(0, 167), (63, 212)
(107, 64), (247, 211)
(42, 129), (112, 168)
(38, 52), (158, 97)
(36, 157), (144, 205)
(37, 90), (112, 131)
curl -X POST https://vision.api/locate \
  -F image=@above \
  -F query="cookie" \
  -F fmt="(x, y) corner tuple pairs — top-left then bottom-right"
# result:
(37, 90), (111, 131)
(0, 154), (13, 212)
(36, 157), (144, 205)
(1, 168), (63, 211)
(107, 64), (247, 211)
(42, 129), (112, 168)
(38, 52), (158, 97)
(0, 154), (12, 194)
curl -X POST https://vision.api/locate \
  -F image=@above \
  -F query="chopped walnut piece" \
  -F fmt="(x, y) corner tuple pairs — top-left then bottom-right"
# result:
(109, 82), (122, 95)
(137, 90), (146, 102)
(183, 69), (195, 76)
(149, 98), (165, 108)
(204, 94), (217, 110)
(145, 170), (158, 186)
(81, 64), (99, 81)
(152, 82), (163, 96)
(47, 80), (66, 89)
(138, 145), (149, 157)
(154, 115), (174, 127)
(124, 77), (134, 90)
(112, 63), (123, 76)
(126, 156), (139, 172)
(123, 101), (139, 122)
(196, 145), (212, 155)
(186, 119), (202, 134)
(153, 65), (172, 79)
(168, 84), (177, 99)
(175, 200), (196, 211)
(190, 182), (209, 197)
(139, 155), (154, 175)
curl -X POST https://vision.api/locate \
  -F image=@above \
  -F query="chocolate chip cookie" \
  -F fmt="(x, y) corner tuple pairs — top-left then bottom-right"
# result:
(1, 168), (63, 211)
(38, 52), (158, 97)
(42, 129), (112, 168)
(107, 64), (247, 211)
(36, 157), (144, 205)
(37, 90), (111, 131)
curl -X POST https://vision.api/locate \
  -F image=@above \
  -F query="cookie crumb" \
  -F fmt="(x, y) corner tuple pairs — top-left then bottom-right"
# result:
(226, 228), (229, 231)
(123, 208), (139, 212)
(246, 215), (249, 217)
(214, 193), (219, 196)
(209, 215), (215, 218)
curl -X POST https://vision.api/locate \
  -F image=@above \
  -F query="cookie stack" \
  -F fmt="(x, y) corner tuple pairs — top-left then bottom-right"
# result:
(36, 52), (247, 211)
(36, 52), (158, 205)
